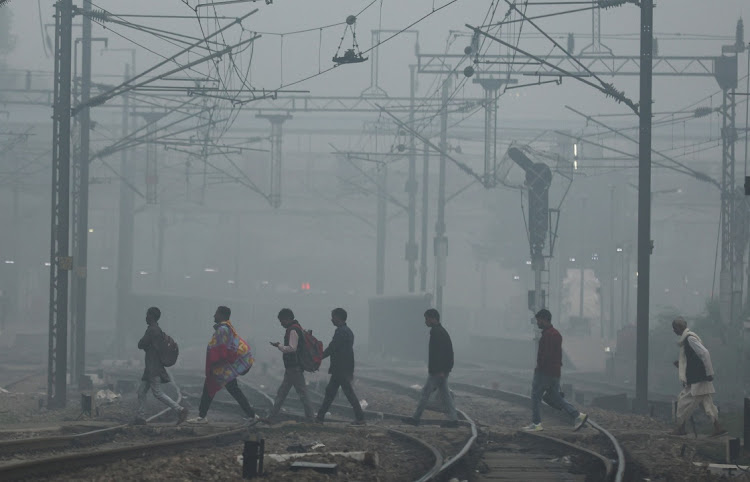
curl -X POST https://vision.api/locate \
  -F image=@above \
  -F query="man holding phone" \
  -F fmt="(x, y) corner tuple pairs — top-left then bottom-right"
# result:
(264, 308), (315, 421)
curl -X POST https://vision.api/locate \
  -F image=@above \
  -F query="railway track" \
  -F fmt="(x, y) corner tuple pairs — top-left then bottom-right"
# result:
(0, 364), (621, 481)
(247, 369), (617, 481)
(353, 367), (625, 481)
(0, 369), (467, 481)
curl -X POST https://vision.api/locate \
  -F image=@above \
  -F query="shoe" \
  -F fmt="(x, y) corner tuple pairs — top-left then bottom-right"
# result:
(314, 417), (324, 424)
(132, 417), (147, 426)
(243, 415), (260, 426)
(441, 420), (459, 428)
(521, 423), (543, 432)
(350, 419), (366, 426)
(573, 413), (588, 431)
(711, 424), (728, 437)
(176, 408), (188, 425)
(187, 416), (208, 424)
(401, 417), (420, 426)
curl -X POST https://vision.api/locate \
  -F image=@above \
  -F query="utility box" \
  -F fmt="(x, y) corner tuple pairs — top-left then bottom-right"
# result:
(368, 294), (432, 361)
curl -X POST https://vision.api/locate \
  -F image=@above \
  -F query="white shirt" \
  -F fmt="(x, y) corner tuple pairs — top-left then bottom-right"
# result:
(277, 329), (298, 354)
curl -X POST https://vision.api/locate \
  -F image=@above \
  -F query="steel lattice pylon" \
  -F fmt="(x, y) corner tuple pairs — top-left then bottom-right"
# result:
(716, 53), (739, 325)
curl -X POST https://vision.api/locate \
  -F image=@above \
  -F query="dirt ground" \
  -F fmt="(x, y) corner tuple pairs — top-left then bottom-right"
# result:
(2, 366), (748, 481)
(25, 424), (435, 481)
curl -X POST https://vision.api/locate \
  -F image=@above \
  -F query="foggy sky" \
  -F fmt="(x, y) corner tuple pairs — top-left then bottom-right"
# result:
(0, 0), (747, 338)
(3, 0), (747, 118)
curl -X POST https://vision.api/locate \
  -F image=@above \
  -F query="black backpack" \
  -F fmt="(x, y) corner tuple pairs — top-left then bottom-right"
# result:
(158, 331), (179, 367)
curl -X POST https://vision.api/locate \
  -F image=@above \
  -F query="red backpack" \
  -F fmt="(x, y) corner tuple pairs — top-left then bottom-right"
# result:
(292, 323), (323, 372)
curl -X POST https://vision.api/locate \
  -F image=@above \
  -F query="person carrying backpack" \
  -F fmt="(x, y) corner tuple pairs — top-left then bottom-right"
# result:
(187, 306), (256, 425)
(134, 307), (188, 425)
(265, 308), (315, 421)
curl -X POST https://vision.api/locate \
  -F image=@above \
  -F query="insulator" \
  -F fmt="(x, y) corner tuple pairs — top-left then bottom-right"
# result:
(89, 8), (109, 22)
(597, 0), (628, 9)
(694, 106), (713, 118)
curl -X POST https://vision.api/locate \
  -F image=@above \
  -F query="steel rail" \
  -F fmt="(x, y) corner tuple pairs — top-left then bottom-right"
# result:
(0, 427), (249, 480)
(360, 371), (625, 482)
(0, 369), (183, 455)
(239, 378), (451, 482)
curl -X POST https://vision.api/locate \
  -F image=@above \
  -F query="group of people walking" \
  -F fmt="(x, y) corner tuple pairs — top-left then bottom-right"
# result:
(134, 305), (369, 425)
(134, 303), (726, 437)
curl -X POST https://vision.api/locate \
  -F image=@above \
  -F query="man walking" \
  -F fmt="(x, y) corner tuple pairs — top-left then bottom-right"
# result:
(671, 317), (726, 436)
(316, 308), (365, 425)
(522, 309), (587, 432)
(135, 307), (188, 425)
(265, 308), (315, 421)
(187, 306), (256, 424)
(402, 309), (458, 427)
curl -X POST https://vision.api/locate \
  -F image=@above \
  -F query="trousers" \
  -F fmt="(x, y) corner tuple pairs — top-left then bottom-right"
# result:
(269, 367), (314, 419)
(137, 377), (182, 419)
(317, 374), (364, 421)
(198, 378), (255, 418)
(531, 372), (579, 424)
(413, 374), (457, 421)
(676, 386), (719, 425)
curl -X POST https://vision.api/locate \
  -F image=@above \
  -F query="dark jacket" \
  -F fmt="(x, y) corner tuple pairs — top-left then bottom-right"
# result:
(428, 324), (454, 375)
(684, 336), (710, 385)
(138, 322), (169, 382)
(323, 323), (355, 378)
(282, 322), (304, 369)
(536, 325), (562, 378)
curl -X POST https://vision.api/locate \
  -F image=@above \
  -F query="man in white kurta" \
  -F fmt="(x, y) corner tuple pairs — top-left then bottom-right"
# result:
(671, 317), (726, 436)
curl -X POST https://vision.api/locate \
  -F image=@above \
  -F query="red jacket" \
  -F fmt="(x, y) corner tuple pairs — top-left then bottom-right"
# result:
(536, 326), (562, 377)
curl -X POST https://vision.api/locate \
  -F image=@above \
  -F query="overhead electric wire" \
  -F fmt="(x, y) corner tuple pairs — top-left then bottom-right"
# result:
(565, 105), (719, 186)
(252, 0), (377, 37)
(275, 0), (462, 91)
(78, 5), (259, 112)
(82, 0), (224, 83)
(482, 5), (596, 27)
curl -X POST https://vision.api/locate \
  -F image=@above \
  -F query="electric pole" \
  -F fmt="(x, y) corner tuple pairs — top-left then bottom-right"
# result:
(71, 0), (93, 387)
(579, 197), (586, 321)
(435, 76), (451, 312)
(48, 0), (74, 409)
(406, 65), (418, 292)
(420, 142), (429, 292)
(376, 160), (387, 295)
(609, 185), (616, 338)
(634, 0), (654, 413)
(115, 64), (133, 358)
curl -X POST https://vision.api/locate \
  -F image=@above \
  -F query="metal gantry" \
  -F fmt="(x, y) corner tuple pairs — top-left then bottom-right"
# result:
(419, 52), (719, 77)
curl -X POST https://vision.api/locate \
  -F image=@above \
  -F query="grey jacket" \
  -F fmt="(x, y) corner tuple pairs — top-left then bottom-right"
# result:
(138, 322), (169, 382)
